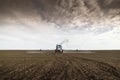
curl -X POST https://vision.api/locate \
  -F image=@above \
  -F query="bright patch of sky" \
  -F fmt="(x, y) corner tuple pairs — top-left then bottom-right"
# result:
(0, 23), (120, 50)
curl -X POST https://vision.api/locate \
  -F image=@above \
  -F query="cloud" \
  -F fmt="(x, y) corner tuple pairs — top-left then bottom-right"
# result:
(0, 0), (120, 33)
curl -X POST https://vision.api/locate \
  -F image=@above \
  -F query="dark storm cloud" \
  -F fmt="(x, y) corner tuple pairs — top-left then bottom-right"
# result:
(0, 0), (120, 17)
(0, 0), (120, 33)
(98, 0), (120, 9)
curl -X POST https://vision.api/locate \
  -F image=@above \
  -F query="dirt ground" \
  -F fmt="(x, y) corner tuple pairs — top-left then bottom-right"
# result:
(0, 50), (120, 80)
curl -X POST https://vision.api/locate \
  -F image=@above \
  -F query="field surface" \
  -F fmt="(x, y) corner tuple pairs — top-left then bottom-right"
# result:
(0, 50), (120, 80)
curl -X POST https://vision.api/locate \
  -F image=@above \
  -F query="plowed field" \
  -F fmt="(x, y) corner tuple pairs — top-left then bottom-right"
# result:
(0, 51), (120, 80)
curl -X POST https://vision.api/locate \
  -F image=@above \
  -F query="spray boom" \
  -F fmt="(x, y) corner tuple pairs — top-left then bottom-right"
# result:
(59, 39), (69, 45)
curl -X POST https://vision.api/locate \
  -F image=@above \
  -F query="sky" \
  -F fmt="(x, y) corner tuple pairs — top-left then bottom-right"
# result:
(0, 0), (120, 50)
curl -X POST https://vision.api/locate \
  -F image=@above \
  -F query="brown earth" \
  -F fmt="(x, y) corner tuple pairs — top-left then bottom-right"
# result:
(0, 50), (120, 80)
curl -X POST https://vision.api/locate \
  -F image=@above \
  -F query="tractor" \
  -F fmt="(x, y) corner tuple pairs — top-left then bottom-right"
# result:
(55, 39), (68, 53)
(55, 44), (63, 53)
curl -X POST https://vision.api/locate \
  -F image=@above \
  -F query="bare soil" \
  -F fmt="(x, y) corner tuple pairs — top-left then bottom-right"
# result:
(0, 50), (120, 80)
